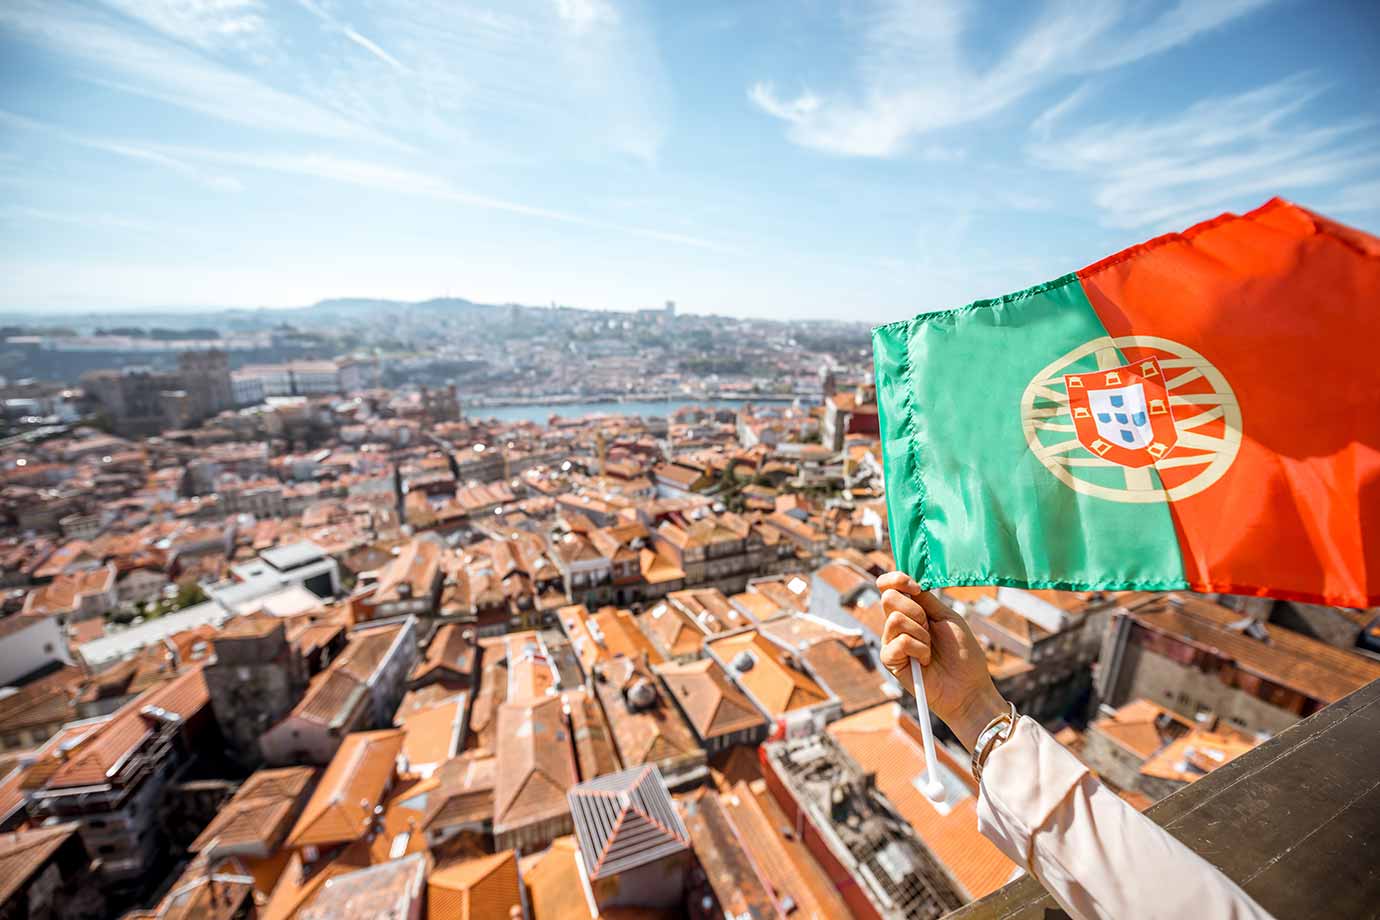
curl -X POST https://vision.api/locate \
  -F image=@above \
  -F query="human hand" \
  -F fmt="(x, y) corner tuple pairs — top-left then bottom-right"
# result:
(878, 571), (1007, 752)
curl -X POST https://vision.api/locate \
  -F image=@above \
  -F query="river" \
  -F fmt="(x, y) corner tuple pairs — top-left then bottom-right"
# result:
(467, 397), (809, 423)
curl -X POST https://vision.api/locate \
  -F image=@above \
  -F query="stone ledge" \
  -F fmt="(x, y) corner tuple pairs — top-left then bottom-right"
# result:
(945, 676), (1380, 919)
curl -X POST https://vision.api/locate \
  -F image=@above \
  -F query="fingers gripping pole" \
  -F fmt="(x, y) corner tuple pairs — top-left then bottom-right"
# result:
(910, 659), (947, 804)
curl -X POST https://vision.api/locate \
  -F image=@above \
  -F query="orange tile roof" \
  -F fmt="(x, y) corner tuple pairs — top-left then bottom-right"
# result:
(397, 694), (465, 774)
(522, 836), (593, 920)
(1091, 698), (1194, 760)
(759, 612), (866, 652)
(372, 539), (442, 605)
(639, 548), (685, 585)
(411, 623), (476, 684)
(707, 630), (828, 718)
(286, 729), (404, 848)
(678, 789), (778, 918)
(493, 697), (576, 835)
(191, 766), (317, 855)
(591, 658), (699, 770)
(419, 753), (497, 833)
(815, 561), (870, 596)
(1126, 593), (1380, 703)
(655, 658), (768, 741)
(22, 564), (115, 616)
(0, 824), (77, 904)
(828, 703), (1016, 900)
(801, 639), (891, 715)
(1139, 724), (1259, 785)
(718, 780), (851, 918)
(25, 666), (208, 792)
(297, 851), (428, 920)
(591, 606), (663, 663)
(428, 851), (521, 920)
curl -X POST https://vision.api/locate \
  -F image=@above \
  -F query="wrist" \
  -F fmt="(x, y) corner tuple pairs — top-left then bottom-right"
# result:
(948, 684), (1007, 753)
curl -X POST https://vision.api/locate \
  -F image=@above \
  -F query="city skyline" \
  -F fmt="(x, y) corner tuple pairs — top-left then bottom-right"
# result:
(2, 0), (1379, 321)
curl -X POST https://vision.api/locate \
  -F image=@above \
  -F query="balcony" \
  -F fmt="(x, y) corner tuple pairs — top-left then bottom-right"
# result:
(945, 676), (1380, 919)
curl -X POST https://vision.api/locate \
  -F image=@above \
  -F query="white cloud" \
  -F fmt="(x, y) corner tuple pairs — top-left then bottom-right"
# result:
(297, 0), (409, 74)
(1029, 76), (1380, 228)
(3, 0), (670, 164)
(0, 108), (243, 191)
(96, 0), (266, 50)
(157, 146), (727, 250)
(0, 205), (164, 233)
(0, 0), (379, 142)
(554, 0), (619, 33)
(750, 0), (1276, 157)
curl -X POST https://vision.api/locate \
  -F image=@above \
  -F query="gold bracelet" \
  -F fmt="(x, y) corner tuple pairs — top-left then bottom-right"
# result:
(970, 701), (1018, 783)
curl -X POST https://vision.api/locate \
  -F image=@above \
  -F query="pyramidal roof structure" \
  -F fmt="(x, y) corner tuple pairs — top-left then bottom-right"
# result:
(567, 764), (689, 880)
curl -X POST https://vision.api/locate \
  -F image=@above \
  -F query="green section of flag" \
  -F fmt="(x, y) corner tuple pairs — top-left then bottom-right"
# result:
(873, 273), (1190, 591)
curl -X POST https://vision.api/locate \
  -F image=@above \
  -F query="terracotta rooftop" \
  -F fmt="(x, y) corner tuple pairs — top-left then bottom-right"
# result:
(419, 752), (497, 833)
(718, 779), (852, 918)
(190, 766), (317, 856)
(801, 639), (892, 714)
(707, 629), (829, 718)
(410, 622), (476, 685)
(591, 657), (700, 772)
(428, 850), (521, 920)
(569, 764), (689, 880)
(493, 697), (576, 835)
(678, 788), (779, 918)
(144, 850), (256, 920)
(747, 573), (811, 613)
(667, 588), (751, 632)
(1091, 698), (1194, 760)
(372, 539), (442, 605)
(655, 657), (768, 742)
(332, 623), (405, 684)
(21, 564), (115, 616)
(286, 729), (404, 849)
(0, 823), (78, 905)
(298, 851), (427, 920)
(814, 560), (871, 597)
(828, 703), (1017, 901)
(24, 665), (208, 793)
(1125, 593), (1380, 703)
(0, 663), (82, 736)
(728, 590), (784, 623)
(1139, 723), (1260, 785)
(759, 611), (866, 653)
(396, 693), (466, 775)
(521, 836), (593, 920)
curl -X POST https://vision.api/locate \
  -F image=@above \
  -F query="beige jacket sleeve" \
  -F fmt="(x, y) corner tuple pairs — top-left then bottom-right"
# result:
(976, 716), (1275, 920)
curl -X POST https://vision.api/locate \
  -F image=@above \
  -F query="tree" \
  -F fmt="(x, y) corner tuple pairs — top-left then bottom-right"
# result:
(174, 582), (207, 610)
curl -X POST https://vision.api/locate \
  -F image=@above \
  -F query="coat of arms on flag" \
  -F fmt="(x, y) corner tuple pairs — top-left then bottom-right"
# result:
(1019, 336), (1240, 504)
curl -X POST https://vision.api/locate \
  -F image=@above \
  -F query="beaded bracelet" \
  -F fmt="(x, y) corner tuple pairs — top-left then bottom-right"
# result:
(971, 701), (1018, 783)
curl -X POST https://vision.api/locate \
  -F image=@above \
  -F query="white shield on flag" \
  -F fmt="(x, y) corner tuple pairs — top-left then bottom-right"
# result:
(1087, 383), (1153, 449)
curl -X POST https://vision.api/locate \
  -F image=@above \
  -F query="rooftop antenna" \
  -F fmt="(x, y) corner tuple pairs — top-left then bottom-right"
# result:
(910, 659), (946, 804)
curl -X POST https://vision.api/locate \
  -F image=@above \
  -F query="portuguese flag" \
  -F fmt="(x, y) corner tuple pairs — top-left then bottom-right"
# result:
(874, 198), (1380, 608)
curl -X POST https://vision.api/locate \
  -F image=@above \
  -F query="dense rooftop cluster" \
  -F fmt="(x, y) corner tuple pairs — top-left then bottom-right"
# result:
(1, 340), (1378, 919)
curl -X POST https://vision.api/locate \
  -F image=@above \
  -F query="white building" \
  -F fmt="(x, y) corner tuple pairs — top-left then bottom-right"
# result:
(0, 612), (72, 685)
(289, 361), (341, 395)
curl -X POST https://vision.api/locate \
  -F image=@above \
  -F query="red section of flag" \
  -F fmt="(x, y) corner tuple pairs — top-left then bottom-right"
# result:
(1077, 198), (1380, 607)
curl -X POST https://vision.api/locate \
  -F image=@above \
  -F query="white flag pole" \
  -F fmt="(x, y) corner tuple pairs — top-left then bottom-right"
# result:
(910, 658), (947, 803)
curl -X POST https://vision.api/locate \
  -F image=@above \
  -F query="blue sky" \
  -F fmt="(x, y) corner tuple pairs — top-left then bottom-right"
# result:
(1, 0), (1378, 322)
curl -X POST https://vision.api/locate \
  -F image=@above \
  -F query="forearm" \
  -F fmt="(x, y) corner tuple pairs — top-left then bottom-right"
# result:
(976, 717), (1275, 920)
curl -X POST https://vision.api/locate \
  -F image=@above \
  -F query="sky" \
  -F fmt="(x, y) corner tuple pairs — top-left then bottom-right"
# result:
(1, 0), (1378, 323)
